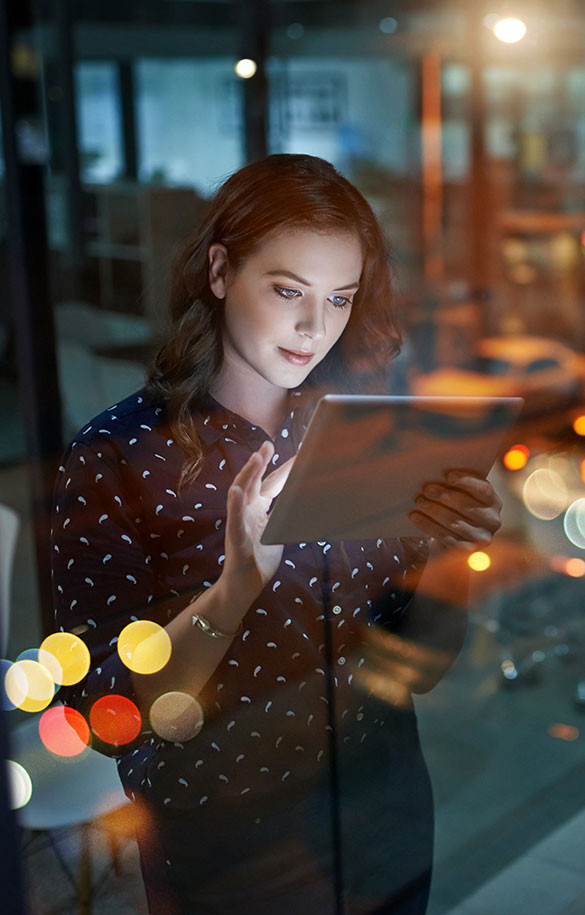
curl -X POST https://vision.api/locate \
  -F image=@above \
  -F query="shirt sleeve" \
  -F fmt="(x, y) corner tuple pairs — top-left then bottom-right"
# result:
(369, 536), (430, 632)
(51, 440), (190, 757)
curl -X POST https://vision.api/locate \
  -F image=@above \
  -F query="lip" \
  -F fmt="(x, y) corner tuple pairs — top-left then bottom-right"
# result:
(278, 347), (315, 366)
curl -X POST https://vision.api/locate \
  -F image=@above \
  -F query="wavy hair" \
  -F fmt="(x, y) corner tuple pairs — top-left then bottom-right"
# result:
(147, 154), (401, 485)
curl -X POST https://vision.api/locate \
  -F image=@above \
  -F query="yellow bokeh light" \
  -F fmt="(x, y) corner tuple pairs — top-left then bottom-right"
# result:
(40, 632), (90, 686)
(234, 58), (257, 79)
(117, 620), (172, 675)
(149, 691), (204, 742)
(5, 660), (55, 713)
(493, 16), (527, 43)
(7, 760), (33, 809)
(468, 551), (491, 572)
(580, 459), (585, 484)
(503, 445), (529, 471)
(573, 415), (585, 436)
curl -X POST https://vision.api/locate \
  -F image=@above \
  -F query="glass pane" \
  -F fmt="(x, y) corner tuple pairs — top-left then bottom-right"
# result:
(76, 62), (124, 182)
(136, 58), (244, 192)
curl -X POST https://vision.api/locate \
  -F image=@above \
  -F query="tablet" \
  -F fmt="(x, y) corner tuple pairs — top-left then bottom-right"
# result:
(261, 395), (524, 545)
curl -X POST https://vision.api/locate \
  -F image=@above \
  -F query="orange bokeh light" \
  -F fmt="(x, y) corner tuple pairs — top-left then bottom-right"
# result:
(548, 723), (579, 742)
(503, 444), (530, 471)
(39, 705), (90, 757)
(573, 415), (585, 436)
(551, 555), (585, 577)
(89, 695), (142, 746)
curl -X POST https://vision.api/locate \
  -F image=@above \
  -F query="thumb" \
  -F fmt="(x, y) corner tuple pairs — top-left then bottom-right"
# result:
(260, 456), (295, 500)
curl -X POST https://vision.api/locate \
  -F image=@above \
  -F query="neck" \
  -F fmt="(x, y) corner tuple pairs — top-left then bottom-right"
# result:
(209, 366), (289, 439)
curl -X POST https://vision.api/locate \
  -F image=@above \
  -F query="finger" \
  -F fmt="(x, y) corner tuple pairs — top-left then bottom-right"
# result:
(444, 472), (502, 508)
(232, 443), (272, 499)
(408, 510), (478, 552)
(226, 483), (248, 549)
(410, 502), (495, 547)
(260, 456), (295, 500)
(417, 487), (502, 534)
(250, 441), (274, 499)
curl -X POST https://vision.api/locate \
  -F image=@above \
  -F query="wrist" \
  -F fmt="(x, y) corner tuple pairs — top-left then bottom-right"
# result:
(189, 572), (259, 632)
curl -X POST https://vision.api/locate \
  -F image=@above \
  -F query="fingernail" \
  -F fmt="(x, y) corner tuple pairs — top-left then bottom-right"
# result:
(424, 485), (440, 498)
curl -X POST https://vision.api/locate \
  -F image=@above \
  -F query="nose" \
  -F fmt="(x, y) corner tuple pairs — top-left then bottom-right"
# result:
(295, 302), (326, 341)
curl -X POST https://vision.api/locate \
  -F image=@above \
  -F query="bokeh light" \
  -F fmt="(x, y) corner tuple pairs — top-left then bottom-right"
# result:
(548, 723), (579, 742)
(573, 415), (585, 436)
(234, 58), (257, 79)
(89, 695), (142, 746)
(38, 705), (90, 757)
(522, 468), (568, 520)
(286, 23), (304, 40)
(117, 620), (172, 675)
(563, 499), (585, 550)
(551, 555), (585, 577)
(503, 444), (530, 471)
(467, 551), (491, 572)
(379, 17), (398, 34)
(492, 16), (527, 43)
(149, 691), (204, 742)
(1, 660), (19, 711)
(564, 558), (585, 577)
(40, 632), (90, 686)
(4, 659), (55, 713)
(7, 760), (33, 809)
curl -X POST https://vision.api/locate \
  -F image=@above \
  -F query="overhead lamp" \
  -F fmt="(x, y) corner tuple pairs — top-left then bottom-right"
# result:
(492, 16), (527, 43)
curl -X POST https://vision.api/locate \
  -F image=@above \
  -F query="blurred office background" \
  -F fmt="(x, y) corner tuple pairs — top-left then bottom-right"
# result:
(2, 1), (585, 912)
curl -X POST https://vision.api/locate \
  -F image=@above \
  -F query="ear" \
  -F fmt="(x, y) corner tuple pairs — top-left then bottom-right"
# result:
(208, 243), (229, 299)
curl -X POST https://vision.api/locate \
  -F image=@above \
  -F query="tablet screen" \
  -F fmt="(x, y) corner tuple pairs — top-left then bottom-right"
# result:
(261, 395), (523, 545)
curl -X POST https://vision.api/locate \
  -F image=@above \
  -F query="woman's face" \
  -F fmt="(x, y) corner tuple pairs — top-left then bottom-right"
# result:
(208, 228), (363, 395)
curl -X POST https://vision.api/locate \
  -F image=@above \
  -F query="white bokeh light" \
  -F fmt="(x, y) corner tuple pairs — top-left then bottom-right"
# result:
(493, 17), (527, 43)
(563, 499), (585, 550)
(234, 59), (257, 79)
(522, 468), (568, 520)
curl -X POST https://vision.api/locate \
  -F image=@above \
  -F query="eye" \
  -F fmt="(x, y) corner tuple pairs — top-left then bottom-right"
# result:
(274, 285), (301, 300)
(328, 294), (352, 309)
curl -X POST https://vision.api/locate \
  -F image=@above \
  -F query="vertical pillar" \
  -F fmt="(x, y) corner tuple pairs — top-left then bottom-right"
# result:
(421, 51), (444, 284)
(238, 0), (269, 162)
(55, 0), (84, 299)
(468, 5), (492, 319)
(118, 61), (138, 181)
(0, 2), (63, 634)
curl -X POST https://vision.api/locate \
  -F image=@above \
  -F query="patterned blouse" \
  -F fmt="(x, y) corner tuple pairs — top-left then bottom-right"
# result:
(51, 387), (428, 812)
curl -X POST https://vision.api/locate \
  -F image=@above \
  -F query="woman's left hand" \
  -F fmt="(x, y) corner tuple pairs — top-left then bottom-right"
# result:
(409, 471), (502, 552)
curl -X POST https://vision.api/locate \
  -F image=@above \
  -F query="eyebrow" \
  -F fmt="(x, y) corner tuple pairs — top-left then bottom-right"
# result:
(264, 269), (360, 291)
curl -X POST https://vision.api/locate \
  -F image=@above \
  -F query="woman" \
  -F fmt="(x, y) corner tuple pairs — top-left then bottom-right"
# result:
(52, 154), (502, 914)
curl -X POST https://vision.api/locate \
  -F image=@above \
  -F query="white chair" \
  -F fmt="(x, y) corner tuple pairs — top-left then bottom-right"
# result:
(1, 503), (134, 914)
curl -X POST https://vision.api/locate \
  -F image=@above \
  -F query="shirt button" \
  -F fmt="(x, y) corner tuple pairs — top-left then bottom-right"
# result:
(356, 712), (364, 721)
(338, 656), (346, 665)
(332, 605), (342, 615)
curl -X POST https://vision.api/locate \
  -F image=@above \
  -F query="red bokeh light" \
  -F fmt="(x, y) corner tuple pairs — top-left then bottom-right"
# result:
(89, 695), (142, 746)
(38, 705), (90, 757)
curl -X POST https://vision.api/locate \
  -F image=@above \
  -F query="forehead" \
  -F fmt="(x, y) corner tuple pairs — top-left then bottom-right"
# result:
(246, 227), (363, 279)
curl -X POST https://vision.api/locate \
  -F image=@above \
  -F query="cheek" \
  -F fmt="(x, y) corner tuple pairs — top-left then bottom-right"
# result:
(331, 308), (352, 343)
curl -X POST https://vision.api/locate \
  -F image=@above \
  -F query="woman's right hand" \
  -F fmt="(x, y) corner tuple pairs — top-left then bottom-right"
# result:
(221, 441), (289, 597)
